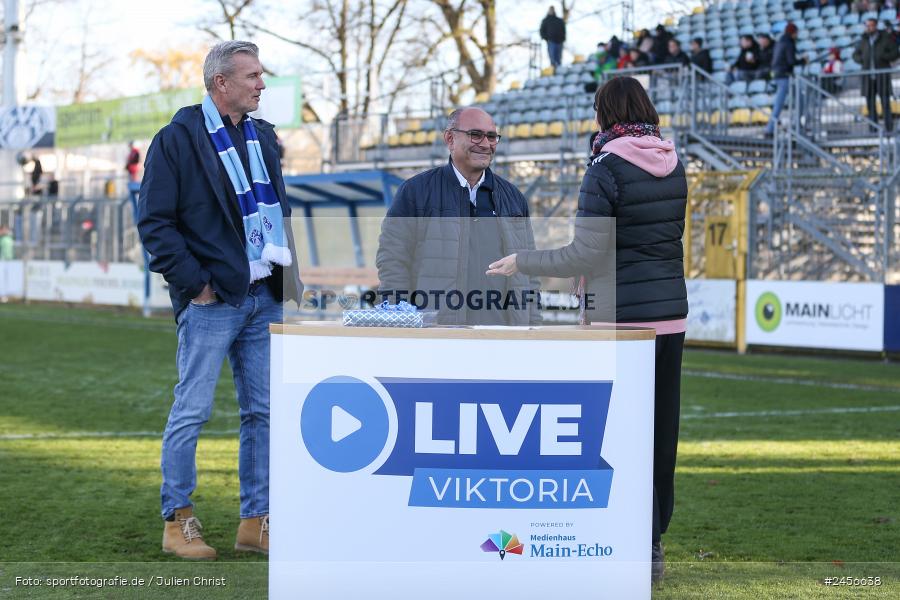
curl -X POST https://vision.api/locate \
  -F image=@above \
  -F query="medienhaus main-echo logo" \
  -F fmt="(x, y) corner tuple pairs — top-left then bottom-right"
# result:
(299, 376), (615, 510)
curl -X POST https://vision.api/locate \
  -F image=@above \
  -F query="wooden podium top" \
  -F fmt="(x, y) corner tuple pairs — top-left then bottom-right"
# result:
(270, 321), (655, 341)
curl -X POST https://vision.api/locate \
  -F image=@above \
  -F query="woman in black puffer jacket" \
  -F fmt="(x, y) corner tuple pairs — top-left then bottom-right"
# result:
(487, 76), (687, 583)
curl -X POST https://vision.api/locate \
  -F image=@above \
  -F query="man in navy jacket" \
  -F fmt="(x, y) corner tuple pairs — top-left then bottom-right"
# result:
(138, 40), (301, 560)
(376, 107), (542, 326)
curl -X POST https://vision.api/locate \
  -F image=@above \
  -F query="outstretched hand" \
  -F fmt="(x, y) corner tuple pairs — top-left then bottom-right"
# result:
(486, 254), (519, 276)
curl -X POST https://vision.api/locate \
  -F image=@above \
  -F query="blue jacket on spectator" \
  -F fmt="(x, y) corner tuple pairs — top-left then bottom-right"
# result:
(772, 32), (803, 78)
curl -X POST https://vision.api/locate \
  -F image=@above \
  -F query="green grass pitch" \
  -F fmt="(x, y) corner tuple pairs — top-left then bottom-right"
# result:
(0, 304), (897, 599)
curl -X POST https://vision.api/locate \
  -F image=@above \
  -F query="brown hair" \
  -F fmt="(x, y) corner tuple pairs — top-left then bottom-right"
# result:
(592, 76), (659, 131)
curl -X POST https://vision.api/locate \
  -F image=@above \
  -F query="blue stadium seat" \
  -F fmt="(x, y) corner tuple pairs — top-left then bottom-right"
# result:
(803, 8), (819, 19)
(747, 79), (769, 94)
(830, 24), (847, 37)
(798, 28), (811, 40)
(797, 39), (815, 52)
(806, 61), (822, 75)
(834, 35), (853, 48)
(879, 9), (895, 22)
(820, 5), (836, 18)
(842, 13), (859, 25)
(848, 23), (865, 36)
(750, 93), (774, 107)
(714, 59), (729, 71)
(815, 38), (832, 51)
(861, 11), (879, 22)
(788, 10), (802, 21)
(713, 71), (729, 83)
(710, 48), (725, 60)
(806, 17), (824, 29)
(729, 81), (748, 94)
(725, 47), (741, 60)
(811, 28), (829, 40)
(844, 59), (861, 73)
(824, 15), (842, 28)
(728, 95), (751, 109)
(656, 100), (673, 114)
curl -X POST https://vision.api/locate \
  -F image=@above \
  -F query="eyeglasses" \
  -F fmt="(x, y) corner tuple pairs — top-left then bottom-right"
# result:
(449, 128), (501, 144)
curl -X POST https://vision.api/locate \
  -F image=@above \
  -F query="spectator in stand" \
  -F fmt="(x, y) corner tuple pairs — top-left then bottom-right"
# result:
(592, 42), (617, 77)
(728, 35), (761, 83)
(756, 34), (775, 79)
(690, 37), (713, 74)
(617, 45), (632, 69)
(663, 39), (691, 66)
(629, 47), (650, 68)
(540, 6), (567, 68)
(852, 1), (884, 13)
(651, 24), (674, 64)
(766, 22), (807, 136)
(822, 47), (845, 93)
(853, 18), (900, 131)
(125, 141), (141, 182)
(637, 29), (654, 57)
(607, 35), (623, 59)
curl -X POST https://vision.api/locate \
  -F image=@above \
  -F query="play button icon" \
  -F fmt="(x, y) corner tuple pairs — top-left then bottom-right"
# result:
(331, 405), (362, 442)
(300, 376), (391, 473)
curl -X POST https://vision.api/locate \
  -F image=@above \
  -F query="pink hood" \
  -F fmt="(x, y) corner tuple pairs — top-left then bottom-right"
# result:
(601, 136), (678, 178)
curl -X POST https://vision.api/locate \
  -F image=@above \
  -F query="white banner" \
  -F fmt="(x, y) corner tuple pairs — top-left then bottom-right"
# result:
(686, 279), (736, 344)
(0, 261), (25, 298)
(271, 328), (654, 599)
(745, 280), (884, 351)
(24, 260), (170, 309)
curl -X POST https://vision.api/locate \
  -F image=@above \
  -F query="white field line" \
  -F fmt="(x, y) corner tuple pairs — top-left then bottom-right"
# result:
(683, 369), (900, 393)
(683, 405), (900, 420)
(0, 429), (239, 441)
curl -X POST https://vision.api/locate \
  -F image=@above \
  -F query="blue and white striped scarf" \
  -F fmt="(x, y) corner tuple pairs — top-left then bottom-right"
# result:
(202, 95), (292, 282)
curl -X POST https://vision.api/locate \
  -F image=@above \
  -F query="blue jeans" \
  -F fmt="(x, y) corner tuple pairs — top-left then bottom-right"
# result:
(766, 77), (790, 134)
(160, 283), (281, 519)
(547, 41), (563, 67)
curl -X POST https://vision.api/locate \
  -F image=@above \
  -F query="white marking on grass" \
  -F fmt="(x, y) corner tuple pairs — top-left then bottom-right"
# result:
(0, 429), (239, 441)
(684, 369), (899, 393)
(683, 406), (900, 420)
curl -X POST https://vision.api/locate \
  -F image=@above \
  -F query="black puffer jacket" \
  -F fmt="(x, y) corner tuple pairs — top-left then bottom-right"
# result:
(516, 138), (688, 323)
(376, 160), (542, 325)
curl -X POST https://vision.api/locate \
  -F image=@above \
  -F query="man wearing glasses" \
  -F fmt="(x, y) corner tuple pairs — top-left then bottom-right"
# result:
(376, 107), (541, 325)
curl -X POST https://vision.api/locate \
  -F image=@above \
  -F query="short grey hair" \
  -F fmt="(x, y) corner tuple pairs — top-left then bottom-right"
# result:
(445, 108), (465, 132)
(203, 41), (259, 92)
(445, 106), (496, 132)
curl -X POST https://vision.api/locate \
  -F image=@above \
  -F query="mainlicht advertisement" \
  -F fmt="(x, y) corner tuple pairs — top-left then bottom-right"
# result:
(745, 280), (884, 351)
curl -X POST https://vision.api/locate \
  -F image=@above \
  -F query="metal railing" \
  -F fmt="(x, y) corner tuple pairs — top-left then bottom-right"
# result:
(0, 195), (141, 264)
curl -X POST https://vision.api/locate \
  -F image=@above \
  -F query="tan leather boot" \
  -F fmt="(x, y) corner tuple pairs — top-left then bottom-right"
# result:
(234, 515), (269, 554)
(162, 507), (217, 560)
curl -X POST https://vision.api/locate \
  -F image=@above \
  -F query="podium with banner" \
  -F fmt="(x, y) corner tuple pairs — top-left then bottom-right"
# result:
(269, 323), (655, 600)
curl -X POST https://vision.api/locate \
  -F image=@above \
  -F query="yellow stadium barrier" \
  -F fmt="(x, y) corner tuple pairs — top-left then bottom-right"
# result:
(413, 131), (428, 145)
(531, 122), (549, 138)
(509, 81), (522, 90)
(399, 132), (414, 146)
(730, 108), (752, 125)
(514, 123), (532, 138)
(548, 121), (565, 137)
(541, 67), (554, 77)
(387, 134), (400, 147)
(685, 170), (761, 352)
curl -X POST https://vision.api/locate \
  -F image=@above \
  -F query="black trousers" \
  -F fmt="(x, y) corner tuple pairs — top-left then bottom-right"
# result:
(865, 76), (893, 132)
(652, 331), (685, 544)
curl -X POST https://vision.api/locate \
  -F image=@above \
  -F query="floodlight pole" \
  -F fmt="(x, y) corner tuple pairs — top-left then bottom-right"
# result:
(2, 0), (22, 108)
